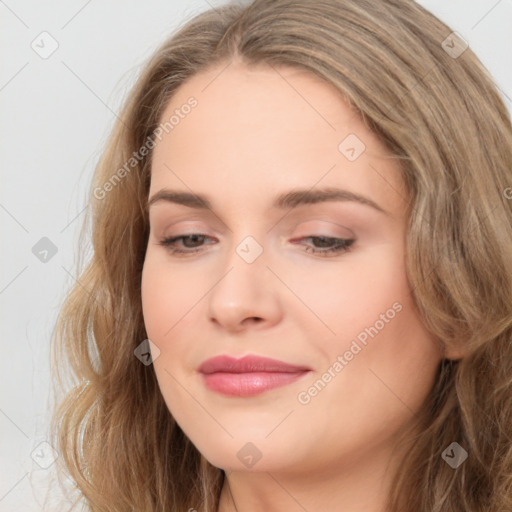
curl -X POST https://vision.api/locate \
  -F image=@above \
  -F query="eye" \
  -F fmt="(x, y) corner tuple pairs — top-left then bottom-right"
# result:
(158, 234), (215, 255)
(292, 236), (355, 257)
(158, 233), (354, 258)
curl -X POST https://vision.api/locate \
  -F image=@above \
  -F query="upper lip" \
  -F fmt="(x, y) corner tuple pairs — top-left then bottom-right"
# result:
(198, 355), (311, 374)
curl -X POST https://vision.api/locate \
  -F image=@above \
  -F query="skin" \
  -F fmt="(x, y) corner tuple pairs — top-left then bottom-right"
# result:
(141, 59), (448, 512)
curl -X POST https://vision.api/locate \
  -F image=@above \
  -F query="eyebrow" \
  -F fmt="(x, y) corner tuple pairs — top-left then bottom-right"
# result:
(146, 186), (390, 216)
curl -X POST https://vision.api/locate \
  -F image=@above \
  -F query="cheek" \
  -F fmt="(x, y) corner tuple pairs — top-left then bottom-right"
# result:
(141, 264), (171, 341)
(307, 246), (441, 406)
(140, 258), (199, 409)
(289, 245), (408, 340)
(141, 255), (203, 340)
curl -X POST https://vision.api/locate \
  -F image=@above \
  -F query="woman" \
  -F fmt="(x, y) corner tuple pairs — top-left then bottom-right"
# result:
(50, 0), (512, 510)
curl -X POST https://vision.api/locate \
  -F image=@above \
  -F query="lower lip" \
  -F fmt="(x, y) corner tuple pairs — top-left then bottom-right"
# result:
(201, 371), (311, 397)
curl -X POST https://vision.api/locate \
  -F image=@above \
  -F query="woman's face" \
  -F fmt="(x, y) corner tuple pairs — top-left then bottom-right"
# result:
(141, 61), (443, 475)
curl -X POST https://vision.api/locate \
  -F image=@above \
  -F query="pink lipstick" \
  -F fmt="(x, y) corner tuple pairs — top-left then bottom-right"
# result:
(198, 355), (312, 397)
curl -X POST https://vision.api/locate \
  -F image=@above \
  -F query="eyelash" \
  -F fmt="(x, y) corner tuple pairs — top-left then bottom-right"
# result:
(158, 234), (355, 257)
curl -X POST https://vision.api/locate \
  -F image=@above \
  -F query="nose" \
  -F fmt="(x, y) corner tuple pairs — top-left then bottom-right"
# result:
(207, 239), (283, 333)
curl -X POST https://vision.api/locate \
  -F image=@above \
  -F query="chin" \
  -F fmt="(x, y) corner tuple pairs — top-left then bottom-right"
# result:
(191, 436), (295, 472)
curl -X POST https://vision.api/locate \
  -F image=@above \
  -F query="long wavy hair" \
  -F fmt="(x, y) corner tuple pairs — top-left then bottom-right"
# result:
(50, 0), (512, 510)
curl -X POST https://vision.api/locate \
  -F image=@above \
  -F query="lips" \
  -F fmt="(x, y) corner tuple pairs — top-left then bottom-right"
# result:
(199, 355), (311, 374)
(198, 355), (312, 397)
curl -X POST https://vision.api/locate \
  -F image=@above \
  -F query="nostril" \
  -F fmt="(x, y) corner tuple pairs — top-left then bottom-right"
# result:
(245, 317), (263, 325)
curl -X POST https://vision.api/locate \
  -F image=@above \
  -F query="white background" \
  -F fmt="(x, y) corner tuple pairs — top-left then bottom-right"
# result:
(1, 0), (511, 509)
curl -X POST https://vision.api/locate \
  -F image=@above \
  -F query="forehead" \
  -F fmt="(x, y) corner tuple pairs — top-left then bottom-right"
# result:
(149, 61), (405, 214)
(156, 61), (367, 145)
